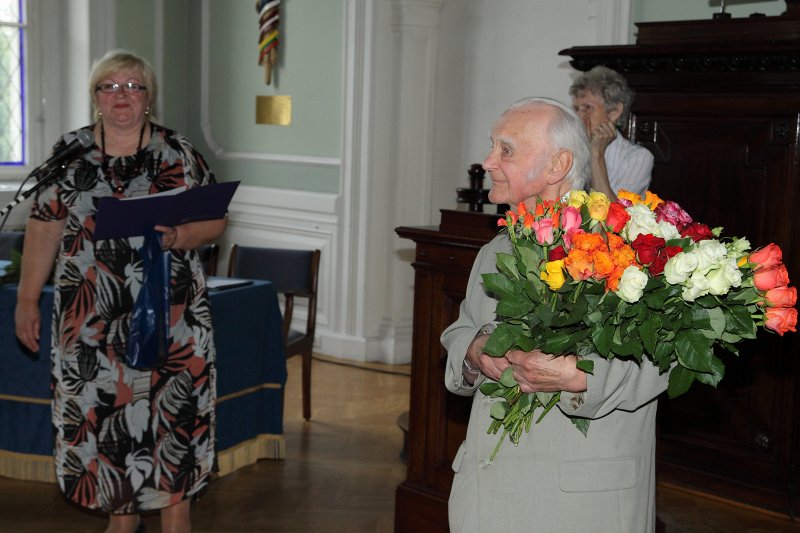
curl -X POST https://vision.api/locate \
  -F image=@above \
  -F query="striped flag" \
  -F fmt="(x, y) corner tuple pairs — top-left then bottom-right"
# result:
(257, 0), (280, 85)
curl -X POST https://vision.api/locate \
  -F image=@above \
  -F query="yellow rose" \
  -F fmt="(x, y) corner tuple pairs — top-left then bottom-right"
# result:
(587, 191), (610, 221)
(540, 260), (566, 290)
(567, 190), (588, 209)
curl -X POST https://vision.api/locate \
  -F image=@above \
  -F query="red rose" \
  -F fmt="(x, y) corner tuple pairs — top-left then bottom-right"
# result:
(764, 307), (798, 336)
(605, 202), (630, 233)
(749, 243), (783, 270)
(681, 222), (714, 242)
(631, 233), (666, 265)
(649, 245), (683, 276)
(753, 264), (790, 292)
(548, 246), (568, 261)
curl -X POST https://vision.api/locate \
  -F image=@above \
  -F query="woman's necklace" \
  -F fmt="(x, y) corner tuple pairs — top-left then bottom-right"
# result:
(101, 121), (148, 195)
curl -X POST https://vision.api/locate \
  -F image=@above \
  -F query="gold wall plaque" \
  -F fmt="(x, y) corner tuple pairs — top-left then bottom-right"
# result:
(255, 95), (292, 125)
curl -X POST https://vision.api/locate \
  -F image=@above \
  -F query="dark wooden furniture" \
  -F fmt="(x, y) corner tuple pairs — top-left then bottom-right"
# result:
(394, 210), (500, 532)
(561, 8), (800, 518)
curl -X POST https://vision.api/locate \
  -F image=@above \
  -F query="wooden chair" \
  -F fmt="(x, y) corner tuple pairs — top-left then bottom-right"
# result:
(228, 245), (320, 420)
(197, 243), (219, 276)
(0, 231), (24, 261)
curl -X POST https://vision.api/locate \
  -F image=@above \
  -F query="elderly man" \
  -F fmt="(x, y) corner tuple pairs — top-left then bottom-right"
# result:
(442, 97), (669, 532)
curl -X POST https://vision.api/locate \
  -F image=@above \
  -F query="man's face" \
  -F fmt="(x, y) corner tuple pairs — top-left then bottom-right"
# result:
(571, 89), (614, 133)
(483, 106), (554, 207)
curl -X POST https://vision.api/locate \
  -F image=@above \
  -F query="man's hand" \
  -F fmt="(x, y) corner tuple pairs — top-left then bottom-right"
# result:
(463, 333), (512, 384)
(505, 349), (587, 393)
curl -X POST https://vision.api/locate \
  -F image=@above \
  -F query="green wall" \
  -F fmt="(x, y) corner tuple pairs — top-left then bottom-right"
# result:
(116, 0), (344, 193)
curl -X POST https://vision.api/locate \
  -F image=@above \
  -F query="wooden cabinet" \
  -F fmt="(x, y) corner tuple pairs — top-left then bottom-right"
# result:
(394, 210), (499, 533)
(561, 10), (800, 517)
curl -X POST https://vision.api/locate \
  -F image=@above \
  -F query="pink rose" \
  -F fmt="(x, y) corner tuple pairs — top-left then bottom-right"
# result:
(762, 286), (797, 308)
(753, 264), (790, 292)
(654, 200), (693, 231)
(532, 217), (555, 245)
(749, 243), (783, 270)
(764, 307), (798, 336)
(561, 206), (582, 235)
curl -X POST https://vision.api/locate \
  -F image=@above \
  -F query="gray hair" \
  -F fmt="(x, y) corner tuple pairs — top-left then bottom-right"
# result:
(505, 97), (590, 190)
(568, 65), (634, 127)
(89, 49), (158, 121)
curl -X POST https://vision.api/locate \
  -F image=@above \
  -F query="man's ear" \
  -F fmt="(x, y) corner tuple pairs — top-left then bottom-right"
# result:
(547, 150), (573, 184)
(608, 102), (624, 124)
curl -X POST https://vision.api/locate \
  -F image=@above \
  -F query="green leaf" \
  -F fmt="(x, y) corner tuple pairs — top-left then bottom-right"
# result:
(517, 245), (543, 280)
(695, 355), (725, 387)
(569, 416), (590, 436)
(638, 314), (660, 355)
(675, 330), (714, 372)
(591, 322), (613, 357)
(489, 400), (508, 420)
(667, 365), (696, 398)
(495, 252), (520, 281)
(483, 323), (517, 357)
(482, 272), (520, 299)
(499, 367), (517, 388)
(496, 293), (534, 318)
(576, 358), (594, 374)
(480, 382), (502, 395)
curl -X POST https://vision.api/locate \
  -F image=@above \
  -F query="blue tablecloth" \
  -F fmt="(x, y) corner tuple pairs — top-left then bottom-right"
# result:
(0, 279), (287, 481)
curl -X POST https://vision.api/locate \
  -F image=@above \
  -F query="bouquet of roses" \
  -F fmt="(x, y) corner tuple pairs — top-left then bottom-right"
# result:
(480, 189), (797, 460)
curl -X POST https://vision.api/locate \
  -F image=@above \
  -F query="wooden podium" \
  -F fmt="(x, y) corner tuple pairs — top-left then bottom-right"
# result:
(394, 210), (500, 533)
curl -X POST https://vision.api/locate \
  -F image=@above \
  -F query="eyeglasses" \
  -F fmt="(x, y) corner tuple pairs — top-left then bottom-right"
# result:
(95, 82), (147, 94)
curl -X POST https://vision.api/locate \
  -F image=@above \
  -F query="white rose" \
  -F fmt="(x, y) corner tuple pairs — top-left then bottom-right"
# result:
(706, 266), (733, 295)
(728, 236), (751, 256)
(682, 271), (710, 302)
(616, 265), (648, 303)
(664, 251), (698, 285)
(622, 204), (660, 241)
(694, 239), (728, 274)
(657, 219), (682, 240)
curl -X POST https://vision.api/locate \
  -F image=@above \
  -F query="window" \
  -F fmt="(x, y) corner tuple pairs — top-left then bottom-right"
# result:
(0, 0), (24, 167)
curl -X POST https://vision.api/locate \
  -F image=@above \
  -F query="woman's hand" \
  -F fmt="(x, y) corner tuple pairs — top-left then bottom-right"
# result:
(589, 121), (616, 155)
(155, 217), (227, 251)
(15, 300), (42, 353)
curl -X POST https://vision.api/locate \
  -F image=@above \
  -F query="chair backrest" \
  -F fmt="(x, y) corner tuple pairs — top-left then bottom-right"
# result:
(227, 245), (321, 344)
(197, 243), (220, 276)
(0, 231), (24, 261)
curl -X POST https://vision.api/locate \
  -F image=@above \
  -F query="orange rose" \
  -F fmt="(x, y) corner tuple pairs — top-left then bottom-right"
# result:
(753, 264), (790, 292)
(572, 232), (605, 253)
(643, 191), (664, 210)
(617, 190), (641, 205)
(764, 307), (798, 336)
(564, 249), (593, 281)
(593, 250), (615, 279)
(605, 202), (630, 233)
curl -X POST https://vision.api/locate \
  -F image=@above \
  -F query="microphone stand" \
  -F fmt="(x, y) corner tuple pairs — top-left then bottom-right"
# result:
(0, 163), (70, 220)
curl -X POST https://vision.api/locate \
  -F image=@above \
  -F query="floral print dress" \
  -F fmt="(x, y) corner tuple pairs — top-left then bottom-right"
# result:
(30, 123), (217, 514)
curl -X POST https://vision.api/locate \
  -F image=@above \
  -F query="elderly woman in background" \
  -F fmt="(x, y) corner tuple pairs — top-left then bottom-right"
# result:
(569, 65), (654, 199)
(15, 50), (225, 533)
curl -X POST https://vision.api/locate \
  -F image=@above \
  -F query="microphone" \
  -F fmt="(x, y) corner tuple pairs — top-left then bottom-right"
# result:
(29, 129), (95, 180)
(0, 129), (95, 219)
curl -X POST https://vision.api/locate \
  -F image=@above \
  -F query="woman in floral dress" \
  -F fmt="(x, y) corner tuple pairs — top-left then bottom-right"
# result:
(15, 50), (225, 533)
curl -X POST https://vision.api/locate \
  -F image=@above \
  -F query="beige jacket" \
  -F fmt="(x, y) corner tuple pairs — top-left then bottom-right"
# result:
(442, 234), (670, 533)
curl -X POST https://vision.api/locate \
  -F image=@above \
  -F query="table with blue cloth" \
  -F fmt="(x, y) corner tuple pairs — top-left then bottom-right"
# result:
(0, 279), (287, 482)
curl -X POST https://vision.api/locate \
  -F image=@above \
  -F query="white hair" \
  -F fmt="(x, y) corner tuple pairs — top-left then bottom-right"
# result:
(504, 97), (591, 190)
